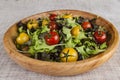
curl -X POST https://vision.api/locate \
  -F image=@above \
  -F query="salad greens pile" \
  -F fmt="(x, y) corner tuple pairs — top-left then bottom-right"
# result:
(15, 13), (108, 62)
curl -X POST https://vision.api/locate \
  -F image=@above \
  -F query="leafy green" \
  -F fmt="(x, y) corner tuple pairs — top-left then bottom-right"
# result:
(28, 29), (55, 55)
(65, 37), (76, 48)
(66, 18), (76, 27)
(18, 26), (26, 33)
(77, 31), (87, 40)
(28, 46), (36, 55)
(100, 42), (107, 49)
(16, 15), (108, 62)
(76, 41), (106, 59)
(40, 25), (49, 33)
(62, 27), (71, 40)
(66, 18), (83, 28)
(62, 21), (87, 48)
(76, 45), (89, 59)
(28, 29), (65, 55)
(18, 27), (23, 33)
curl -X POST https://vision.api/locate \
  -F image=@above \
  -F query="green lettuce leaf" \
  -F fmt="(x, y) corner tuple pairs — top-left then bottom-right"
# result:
(76, 45), (89, 59)
(40, 25), (49, 33)
(76, 40), (107, 59)
(62, 27), (71, 40)
(100, 42), (107, 49)
(65, 37), (76, 48)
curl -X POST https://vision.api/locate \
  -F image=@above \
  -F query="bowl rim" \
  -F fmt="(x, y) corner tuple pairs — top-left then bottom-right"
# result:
(3, 9), (119, 66)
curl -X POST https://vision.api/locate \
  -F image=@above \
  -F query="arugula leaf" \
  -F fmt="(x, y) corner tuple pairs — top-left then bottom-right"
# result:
(66, 18), (82, 28)
(85, 47), (105, 55)
(28, 28), (66, 55)
(84, 41), (105, 55)
(65, 37), (76, 48)
(76, 46), (89, 59)
(62, 27), (71, 40)
(72, 31), (87, 46)
(28, 38), (64, 55)
(76, 40), (106, 59)
(40, 25), (49, 33)
(18, 26), (26, 33)
(28, 29), (54, 55)
(100, 42), (107, 49)
(77, 31), (87, 40)
(28, 46), (36, 55)
(34, 39), (55, 51)
(18, 27), (23, 33)
(66, 18), (76, 27)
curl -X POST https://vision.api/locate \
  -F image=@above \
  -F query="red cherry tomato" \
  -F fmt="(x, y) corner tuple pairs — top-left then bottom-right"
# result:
(94, 31), (106, 44)
(44, 31), (60, 45)
(82, 22), (92, 30)
(49, 21), (58, 31)
(49, 14), (57, 21)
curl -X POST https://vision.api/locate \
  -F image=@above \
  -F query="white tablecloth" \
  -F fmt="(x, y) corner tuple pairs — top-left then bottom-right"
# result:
(0, 0), (120, 80)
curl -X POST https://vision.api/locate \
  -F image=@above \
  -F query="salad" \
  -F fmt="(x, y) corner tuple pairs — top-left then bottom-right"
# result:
(15, 13), (108, 62)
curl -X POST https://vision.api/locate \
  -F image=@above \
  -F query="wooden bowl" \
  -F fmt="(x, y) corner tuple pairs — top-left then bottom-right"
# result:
(3, 10), (119, 76)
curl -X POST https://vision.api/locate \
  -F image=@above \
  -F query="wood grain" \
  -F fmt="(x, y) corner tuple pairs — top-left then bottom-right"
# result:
(3, 10), (119, 76)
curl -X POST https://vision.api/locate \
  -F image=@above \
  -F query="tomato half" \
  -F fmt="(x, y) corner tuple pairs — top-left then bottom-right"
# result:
(82, 22), (92, 30)
(94, 31), (106, 44)
(44, 31), (60, 45)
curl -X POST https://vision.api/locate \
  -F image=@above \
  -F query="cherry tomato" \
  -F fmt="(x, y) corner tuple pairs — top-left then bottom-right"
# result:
(42, 19), (48, 26)
(16, 32), (29, 45)
(94, 31), (106, 44)
(44, 31), (60, 45)
(49, 14), (57, 21)
(63, 14), (72, 19)
(60, 48), (78, 62)
(71, 26), (80, 37)
(27, 19), (38, 30)
(49, 21), (58, 31)
(82, 22), (92, 30)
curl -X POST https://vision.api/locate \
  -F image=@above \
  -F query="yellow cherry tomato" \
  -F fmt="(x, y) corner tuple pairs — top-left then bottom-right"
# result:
(27, 19), (38, 29)
(60, 48), (78, 62)
(71, 26), (80, 37)
(42, 19), (48, 26)
(63, 14), (72, 19)
(16, 32), (29, 45)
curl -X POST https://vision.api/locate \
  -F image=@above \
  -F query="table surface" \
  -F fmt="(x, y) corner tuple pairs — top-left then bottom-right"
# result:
(0, 0), (120, 80)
